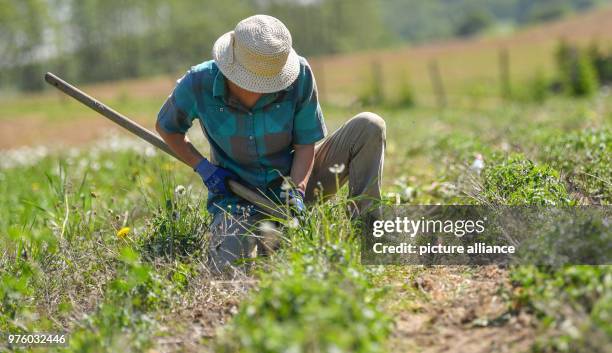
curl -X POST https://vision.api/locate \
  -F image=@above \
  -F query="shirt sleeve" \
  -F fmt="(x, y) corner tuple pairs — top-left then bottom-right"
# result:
(292, 63), (327, 145)
(157, 70), (197, 134)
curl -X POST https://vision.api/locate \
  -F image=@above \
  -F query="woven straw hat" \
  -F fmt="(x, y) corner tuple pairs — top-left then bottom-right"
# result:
(212, 15), (300, 94)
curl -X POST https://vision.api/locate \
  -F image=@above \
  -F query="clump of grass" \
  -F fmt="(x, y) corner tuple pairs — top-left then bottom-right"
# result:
(556, 40), (599, 97)
(513, 69), (552, 103)
(481, 154), (572, 206)
(511, 266), (612, 353)
(479, 154), (610, 352)
(216, 199), (391, 353)
(394, 70), (416, 108)
(540, 128), (611, 204)
(137, 184), (210, 261)
(67, 247), (185, 352)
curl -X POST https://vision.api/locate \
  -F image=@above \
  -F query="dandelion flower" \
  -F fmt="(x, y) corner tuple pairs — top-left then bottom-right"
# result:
(328, 163), (345, 174)
(116, 227), (130, 238)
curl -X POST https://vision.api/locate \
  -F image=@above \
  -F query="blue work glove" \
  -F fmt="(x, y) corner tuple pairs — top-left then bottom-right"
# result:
(194, 158), (238, 196)
(281, 188), (306, 215)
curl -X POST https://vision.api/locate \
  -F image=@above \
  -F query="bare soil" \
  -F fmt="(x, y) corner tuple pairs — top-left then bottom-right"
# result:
(388, 266), (536, 353)
(147, 267), (535, 352)
(152, 277), (256, 353)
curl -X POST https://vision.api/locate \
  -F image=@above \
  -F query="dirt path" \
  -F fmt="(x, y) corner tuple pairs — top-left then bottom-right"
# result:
(388, 266), (535, 353)
(151, 277), (256, 353)
(149, 267), (535, 352)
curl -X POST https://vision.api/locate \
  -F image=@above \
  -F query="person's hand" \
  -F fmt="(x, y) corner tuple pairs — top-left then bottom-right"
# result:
(194, 158), (238, 196)
(281, 188), (305, 215)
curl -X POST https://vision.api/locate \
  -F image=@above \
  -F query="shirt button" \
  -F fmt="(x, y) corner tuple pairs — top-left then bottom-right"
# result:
(220, 107), (224, 112)
(248, 112), (253, 116)
(276, 104), (280, 108)
(249, 136), (254, 140)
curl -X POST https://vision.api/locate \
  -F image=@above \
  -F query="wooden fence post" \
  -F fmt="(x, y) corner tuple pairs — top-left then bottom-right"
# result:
(316, 61), (326, 103)
(371, 60), (384, 105)
(428, 59), (446, 108)
(499, 48), (511, 99)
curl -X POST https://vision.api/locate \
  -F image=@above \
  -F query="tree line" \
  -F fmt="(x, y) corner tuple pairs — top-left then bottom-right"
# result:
(1, 0), (608, 92)
(0, 0), (388, 92)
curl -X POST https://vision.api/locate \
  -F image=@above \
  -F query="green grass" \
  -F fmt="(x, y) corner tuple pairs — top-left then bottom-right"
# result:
(0, 94), (164, 122)
(0, 93), (611, 352)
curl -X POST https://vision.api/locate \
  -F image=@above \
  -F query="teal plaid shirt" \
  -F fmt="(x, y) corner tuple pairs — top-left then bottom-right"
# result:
(157, 57), (326, 215)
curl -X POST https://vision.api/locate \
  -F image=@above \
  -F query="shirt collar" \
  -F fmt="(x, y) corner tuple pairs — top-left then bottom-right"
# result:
(212, 68), (297, 107)
(212, 69), (227, 98)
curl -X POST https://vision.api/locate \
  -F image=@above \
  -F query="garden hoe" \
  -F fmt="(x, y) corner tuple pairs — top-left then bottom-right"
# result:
(44, 72), (287, 220)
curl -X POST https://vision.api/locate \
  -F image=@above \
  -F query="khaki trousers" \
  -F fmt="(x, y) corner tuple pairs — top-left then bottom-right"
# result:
(208, 112), (386, 272)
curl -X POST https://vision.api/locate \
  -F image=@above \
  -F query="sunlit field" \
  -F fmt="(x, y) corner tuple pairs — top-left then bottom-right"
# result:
(2, 90), (610, 351)
(2, 3), (612, 352)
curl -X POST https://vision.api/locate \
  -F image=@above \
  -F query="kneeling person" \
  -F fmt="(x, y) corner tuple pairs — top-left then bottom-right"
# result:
(156, 15), (386, 272)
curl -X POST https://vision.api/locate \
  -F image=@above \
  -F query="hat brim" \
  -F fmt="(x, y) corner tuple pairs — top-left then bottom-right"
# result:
(212, 31), (300, 94)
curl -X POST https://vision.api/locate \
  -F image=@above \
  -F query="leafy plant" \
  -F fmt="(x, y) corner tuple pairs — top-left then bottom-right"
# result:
(138, 185), (210, 261)
(556, 41), (599, 97)
(216, 202), (391, 353)
(540, 128), (611, 204)
(481, 154), (572, 205)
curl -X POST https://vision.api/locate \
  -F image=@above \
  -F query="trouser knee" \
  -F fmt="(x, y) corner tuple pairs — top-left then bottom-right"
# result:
(348, 112), (386, 141)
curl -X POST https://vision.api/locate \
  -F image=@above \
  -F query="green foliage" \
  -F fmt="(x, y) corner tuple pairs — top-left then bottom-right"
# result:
(573, 52), (599, 96)
(541, 128), (611, 203)
(2, 0), (394, 91)
(525, 69), (552, 103)
(525, 0), (570, 23)
(455, 8), (493, 37)
(478, 145), (611, 352)
(67, 247), (179, 352)
(380, 0), (607, 44)
(265, 0), (392, 56)
(0, 94), (610, 352)
(556, 41), (600, 97)
(511, 266), (612, 352)
(138, 185), (210, 261)
(515, 208), (611, 268)
(217, 202), (391, 353)
(395, 72), (416, 108)
(4, 0), (609, 92)
(0, 261), (36, 331)
(482, 154), (572, 205)
(218, 255), (390, 352)
(588, 42), (612, 85)
(357, 61), (385, 106)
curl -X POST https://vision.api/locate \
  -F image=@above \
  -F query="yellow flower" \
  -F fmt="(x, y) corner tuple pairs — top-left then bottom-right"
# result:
(116, 227), (130, 238)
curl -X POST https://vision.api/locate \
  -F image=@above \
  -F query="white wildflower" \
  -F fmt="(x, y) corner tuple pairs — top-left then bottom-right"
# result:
(470, 154), (485, 175)
(174, 185), (186, 197)
(259, 221), (280, 237)
(328, 163), (345, 174)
